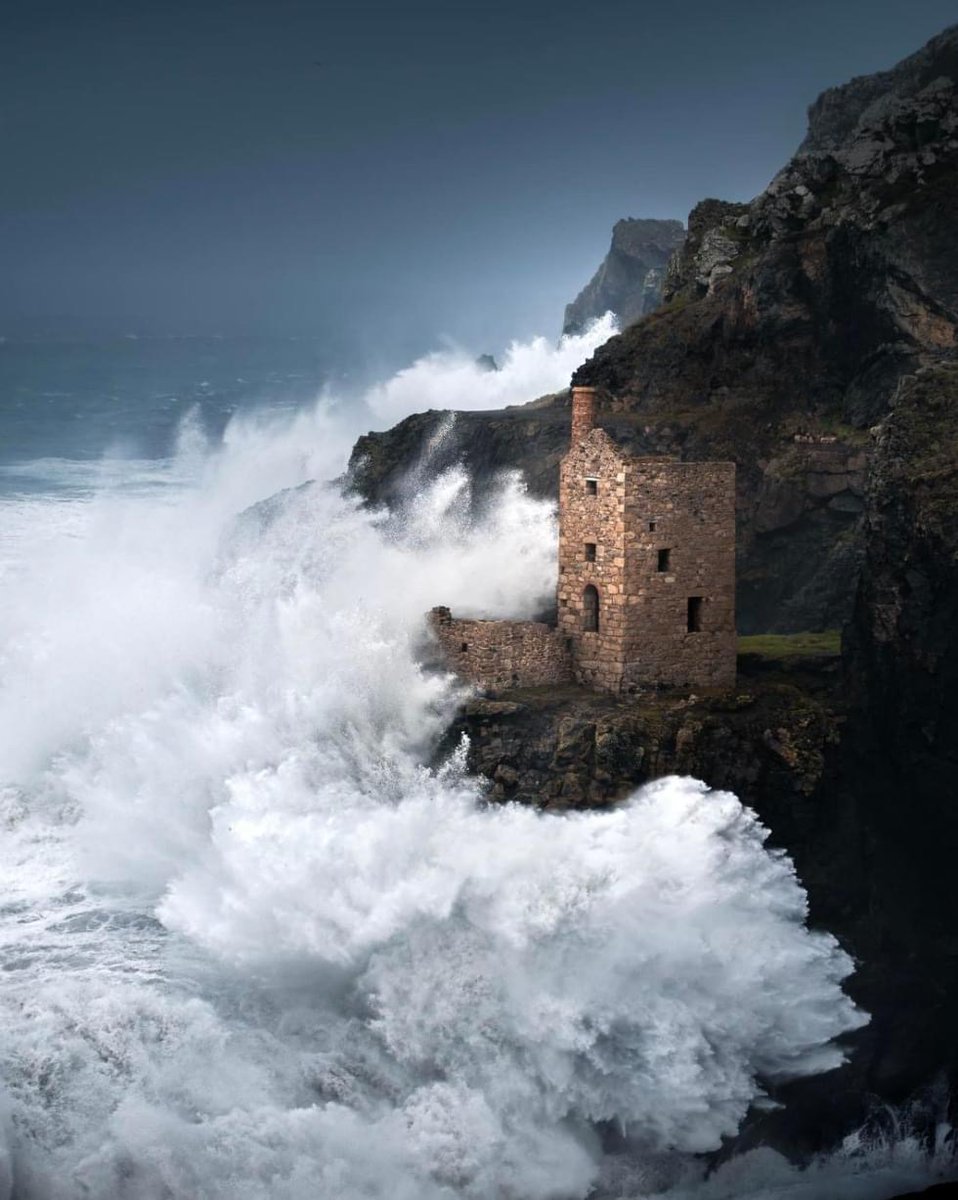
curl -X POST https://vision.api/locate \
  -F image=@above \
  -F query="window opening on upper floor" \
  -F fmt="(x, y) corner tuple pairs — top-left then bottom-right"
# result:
(585, 478), (598, 496)
(582, 585), (599, 633)
(687, 596), (703, 632)
(584, 542), (596, 562)
(657, 548), (671, 572)
(648, 520), (656, 532)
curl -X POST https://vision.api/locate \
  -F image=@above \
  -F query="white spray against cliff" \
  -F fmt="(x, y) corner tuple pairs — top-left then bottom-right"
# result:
(0, 322), (880, 1199)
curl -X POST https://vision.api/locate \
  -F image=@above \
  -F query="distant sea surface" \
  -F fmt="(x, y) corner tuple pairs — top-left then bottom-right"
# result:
(0, 335), (343, 497)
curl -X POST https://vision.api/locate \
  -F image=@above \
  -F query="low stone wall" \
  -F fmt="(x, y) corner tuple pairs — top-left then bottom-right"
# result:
(429, 607), (572, 692)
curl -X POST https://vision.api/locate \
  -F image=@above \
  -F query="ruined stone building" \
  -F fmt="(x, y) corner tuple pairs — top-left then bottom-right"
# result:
(430, 387), (736, 694)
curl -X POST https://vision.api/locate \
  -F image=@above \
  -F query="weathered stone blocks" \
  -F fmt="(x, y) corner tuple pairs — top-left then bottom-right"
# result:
(429, 607), (572, 691)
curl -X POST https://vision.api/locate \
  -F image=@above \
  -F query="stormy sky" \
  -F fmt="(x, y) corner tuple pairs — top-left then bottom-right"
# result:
(2, 0), (955, 358)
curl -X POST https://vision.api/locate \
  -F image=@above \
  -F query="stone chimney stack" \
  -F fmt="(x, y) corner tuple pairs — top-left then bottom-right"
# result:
(570, 386), (597, 445)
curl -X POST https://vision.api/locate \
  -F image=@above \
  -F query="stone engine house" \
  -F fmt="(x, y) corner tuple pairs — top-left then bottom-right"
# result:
(430, 387), (736, 694)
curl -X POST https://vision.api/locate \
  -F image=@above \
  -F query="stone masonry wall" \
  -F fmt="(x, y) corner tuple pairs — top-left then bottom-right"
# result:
(622, 459), (736, 690)
(557, 430), (629, 690)
(429, 607), (572, 692)
(558, 429), (736, 692)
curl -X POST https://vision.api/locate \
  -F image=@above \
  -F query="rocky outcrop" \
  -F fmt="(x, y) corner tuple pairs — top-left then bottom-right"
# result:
(834, 362), (958, 1109)
(662, 199), (749, 299)
(435, 664), (841, 812)
(800, 25), (958, 155)
(561, 218), (685, 335)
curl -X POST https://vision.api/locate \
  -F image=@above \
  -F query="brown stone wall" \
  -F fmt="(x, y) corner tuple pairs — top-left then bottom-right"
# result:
(429, 607), (572, 692)
(557, 431), (736, 692)
(621, 459), (736, 690)
(570, 386), (598, 444)
(557, 429), (630, 690)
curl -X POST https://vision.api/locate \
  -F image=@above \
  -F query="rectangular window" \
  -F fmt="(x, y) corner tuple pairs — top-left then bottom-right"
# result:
(585, 478), (598, 496)
(648, 520), (656, 532)
(687, 596), (703, 632)
(657, 548), (671, 572)
(584, 542), (596, 562)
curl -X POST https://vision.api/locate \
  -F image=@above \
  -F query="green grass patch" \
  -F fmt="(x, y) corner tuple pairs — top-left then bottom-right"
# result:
(738, 630), (841, 658)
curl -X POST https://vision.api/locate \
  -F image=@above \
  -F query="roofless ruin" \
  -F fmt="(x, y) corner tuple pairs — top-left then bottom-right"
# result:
(430, 387), (737, 693)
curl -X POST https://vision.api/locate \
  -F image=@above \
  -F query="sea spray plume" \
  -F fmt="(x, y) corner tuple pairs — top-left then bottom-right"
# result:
(365, 312), (619, 424)
(0, 366), (866, 1198)
(63, 458), (558, 892)
(642, 1098), (958, 1200)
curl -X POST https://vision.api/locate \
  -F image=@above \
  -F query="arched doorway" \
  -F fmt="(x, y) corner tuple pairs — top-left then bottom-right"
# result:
(582, 585), (599, 632)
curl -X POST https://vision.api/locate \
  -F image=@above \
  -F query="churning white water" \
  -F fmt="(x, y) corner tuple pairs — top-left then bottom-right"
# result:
(0, 327), (947, 1198)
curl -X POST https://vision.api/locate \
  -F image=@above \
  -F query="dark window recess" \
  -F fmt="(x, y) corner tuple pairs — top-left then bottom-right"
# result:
(584, 542), (597, 562)
(687, 596), (703, 632)
(585, 479), (598, 496)
(657, 548), (671, 572)
(648, 521), (656, 532)
(460, 642), (469, 652)
(582, 585), (599, 632)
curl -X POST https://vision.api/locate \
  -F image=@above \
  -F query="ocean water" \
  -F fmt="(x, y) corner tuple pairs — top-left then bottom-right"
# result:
(0, 328), (951, 1199)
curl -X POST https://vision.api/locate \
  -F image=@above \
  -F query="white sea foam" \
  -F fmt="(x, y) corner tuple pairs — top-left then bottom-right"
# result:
(365, 312), (618, 423)
(0, 330), (940, 1199)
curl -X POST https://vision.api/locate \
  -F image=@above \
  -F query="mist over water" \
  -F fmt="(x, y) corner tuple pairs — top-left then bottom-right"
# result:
(364, 314), (620, 423)
(0, 327), (947, 1198)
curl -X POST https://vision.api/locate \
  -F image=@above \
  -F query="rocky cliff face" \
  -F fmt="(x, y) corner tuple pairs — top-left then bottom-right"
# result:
(562, 217), (685, 335)
(573, 25), (957, 633)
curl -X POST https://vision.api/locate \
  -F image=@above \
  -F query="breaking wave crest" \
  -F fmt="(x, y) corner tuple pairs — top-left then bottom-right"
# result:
(0, 332), (916, 1199)
(365, 312), (619, 423)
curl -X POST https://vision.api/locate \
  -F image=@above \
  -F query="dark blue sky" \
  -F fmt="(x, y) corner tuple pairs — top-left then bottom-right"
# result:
(2, 0), (955, 359)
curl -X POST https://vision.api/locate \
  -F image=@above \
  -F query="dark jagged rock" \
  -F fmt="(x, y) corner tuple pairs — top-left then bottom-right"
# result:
(348, 403), (572, 510)
(562, 217), (686, 335)
(435, 660), (842, 813)
(574, 25), (957, 633)
(800, 25), (958, 155)
(661, 198), (749, 300)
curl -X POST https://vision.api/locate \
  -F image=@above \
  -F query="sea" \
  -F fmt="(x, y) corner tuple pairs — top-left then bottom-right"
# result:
(0, 326), (952, 1199)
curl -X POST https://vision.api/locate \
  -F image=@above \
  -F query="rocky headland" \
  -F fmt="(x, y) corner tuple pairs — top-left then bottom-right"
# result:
(349, 25), (958, 1158)
(562, 217), (686, 335)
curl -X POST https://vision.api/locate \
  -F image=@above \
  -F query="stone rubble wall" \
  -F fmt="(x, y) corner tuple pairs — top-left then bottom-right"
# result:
(429, 607), (572, 692)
